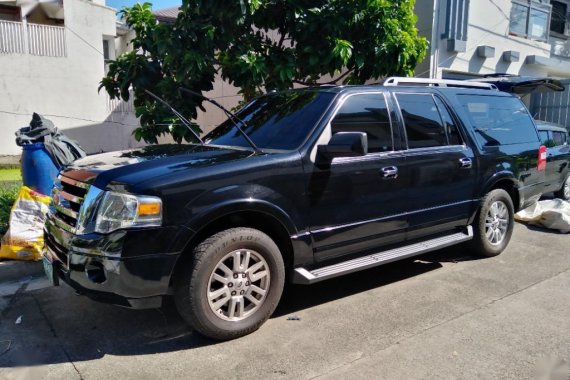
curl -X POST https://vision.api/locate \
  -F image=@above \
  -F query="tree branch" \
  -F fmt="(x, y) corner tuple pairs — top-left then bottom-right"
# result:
(294, 70), (354, 87)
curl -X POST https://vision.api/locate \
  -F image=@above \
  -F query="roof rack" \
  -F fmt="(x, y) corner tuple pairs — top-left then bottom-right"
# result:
(383, 77), (498, 90)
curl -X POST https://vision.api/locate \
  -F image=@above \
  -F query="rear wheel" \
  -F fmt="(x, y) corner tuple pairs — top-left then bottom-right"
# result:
(468, 189), (514, 257)
(554, 174), (570, 201)
(173, 228), (285, 340)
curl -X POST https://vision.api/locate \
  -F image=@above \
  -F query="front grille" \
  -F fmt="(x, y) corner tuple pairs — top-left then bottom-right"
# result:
(45, 229), (69, 269)
(51, 175), (89, 229)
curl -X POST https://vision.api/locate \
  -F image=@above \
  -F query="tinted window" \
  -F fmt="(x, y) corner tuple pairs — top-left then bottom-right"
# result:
(331, 94), (393, 153)
(205, 91), (334, 150)
(457, 95), (538, 146)
(552, 131), (567, 146)
(434, 96), (463, 145)
(539, 130), (551, 146)
(396, 93), (446, 148)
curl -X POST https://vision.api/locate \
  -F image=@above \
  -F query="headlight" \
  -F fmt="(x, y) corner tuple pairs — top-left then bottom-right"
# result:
(95, 191), (162, 234)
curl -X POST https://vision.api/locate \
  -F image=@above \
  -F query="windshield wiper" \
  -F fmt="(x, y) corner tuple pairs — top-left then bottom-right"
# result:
(179, 87), (261, 153)
(144, 89), (204, 145)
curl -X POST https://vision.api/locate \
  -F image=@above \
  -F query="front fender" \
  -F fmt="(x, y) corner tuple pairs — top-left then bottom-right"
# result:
(184, 197), (299, 236)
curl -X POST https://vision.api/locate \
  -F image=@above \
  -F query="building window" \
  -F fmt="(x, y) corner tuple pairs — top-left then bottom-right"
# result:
(550, 0), (569, 35)
(102, 39), (110, 61)
(510, 0), (552, 41)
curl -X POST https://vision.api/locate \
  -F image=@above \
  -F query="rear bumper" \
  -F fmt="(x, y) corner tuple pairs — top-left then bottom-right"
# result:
(44, 217), (184, 309)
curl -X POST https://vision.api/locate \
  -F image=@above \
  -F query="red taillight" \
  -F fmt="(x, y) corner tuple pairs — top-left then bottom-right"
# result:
(538, 145), (547, 171)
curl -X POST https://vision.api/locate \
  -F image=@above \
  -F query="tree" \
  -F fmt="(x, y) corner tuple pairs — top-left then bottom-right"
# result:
(100, 0), (428, 144)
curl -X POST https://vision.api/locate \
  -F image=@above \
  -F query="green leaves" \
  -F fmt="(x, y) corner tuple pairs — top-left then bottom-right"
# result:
(332, 39), (353, 65)
(101, 0), (427, 144)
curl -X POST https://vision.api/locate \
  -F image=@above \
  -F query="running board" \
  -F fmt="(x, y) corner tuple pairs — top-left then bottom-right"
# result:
(292, 226), (473, 284)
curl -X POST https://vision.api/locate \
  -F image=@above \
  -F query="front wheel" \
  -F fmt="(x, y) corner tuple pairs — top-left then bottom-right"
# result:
(554, 174), (570, 201)
(173, 228), (285, 340)
(468, 189), (514, 257)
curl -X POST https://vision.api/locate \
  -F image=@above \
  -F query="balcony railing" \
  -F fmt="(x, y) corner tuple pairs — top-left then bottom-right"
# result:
(0, 20), (25, 54)
(0, 20), (66, 57)
(28, 23), (66, 57)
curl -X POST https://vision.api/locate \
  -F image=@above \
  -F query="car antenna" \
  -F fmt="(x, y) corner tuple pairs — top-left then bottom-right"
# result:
(179, 87), (261, 153)
(143, 89), (204, 145)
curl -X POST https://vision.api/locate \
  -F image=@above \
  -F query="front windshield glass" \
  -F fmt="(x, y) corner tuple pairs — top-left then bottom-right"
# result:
(204, 91), (335, 151)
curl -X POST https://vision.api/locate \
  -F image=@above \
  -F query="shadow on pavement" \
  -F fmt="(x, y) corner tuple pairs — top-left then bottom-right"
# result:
(0, 246), (473, 368)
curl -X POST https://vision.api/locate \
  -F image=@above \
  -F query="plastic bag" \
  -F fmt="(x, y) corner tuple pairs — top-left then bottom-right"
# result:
(0, 186), (51, 261)
(514, 199), (570, 234)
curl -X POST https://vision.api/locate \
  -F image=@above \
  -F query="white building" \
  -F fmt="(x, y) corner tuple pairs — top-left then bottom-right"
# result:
(415, 0), (570, 128)
(415, 0), (570, 79)
(0, 0), (142, 156)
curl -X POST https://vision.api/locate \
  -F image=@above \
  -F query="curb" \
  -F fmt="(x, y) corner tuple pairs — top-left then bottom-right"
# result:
(0, 260), (44, 284)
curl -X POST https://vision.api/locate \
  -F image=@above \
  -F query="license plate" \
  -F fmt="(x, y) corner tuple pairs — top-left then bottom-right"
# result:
(42, 254), (58, 286)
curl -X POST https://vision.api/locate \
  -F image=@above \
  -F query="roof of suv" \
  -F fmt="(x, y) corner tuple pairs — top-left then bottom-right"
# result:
(293, 84), (512, 97)
(535, 121), (569, 133)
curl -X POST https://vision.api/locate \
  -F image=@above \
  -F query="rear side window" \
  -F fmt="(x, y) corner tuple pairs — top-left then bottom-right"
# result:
(331, 94), (393, 153)
(552, 131), (567, 146)
(539, 130), (550, 145)
(457, 95), (538, 146)
(396, 93), (457, 148)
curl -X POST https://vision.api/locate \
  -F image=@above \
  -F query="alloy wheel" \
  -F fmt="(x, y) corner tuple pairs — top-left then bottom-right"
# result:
(207, 249), (270, 321)
(485, 200), (509, 246)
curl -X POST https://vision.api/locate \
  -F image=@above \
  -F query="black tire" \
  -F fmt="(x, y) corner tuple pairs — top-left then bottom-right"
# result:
(468, 189), (514, 257)
(173, 228), (285, 340)
(553, 174), (570, 201)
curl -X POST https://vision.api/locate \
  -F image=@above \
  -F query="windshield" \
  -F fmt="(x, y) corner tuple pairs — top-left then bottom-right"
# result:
(204, 91), (335, 151)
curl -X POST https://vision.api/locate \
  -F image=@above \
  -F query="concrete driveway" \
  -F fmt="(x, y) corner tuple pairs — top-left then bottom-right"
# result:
(0, 223), (569, 379)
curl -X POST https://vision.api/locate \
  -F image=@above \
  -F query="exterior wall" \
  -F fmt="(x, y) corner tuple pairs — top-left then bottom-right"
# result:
(414, 0), (436, 78)
(197, 77), (241, 135)
(0, 0), (141, 156)
(415, 0), (570, 79)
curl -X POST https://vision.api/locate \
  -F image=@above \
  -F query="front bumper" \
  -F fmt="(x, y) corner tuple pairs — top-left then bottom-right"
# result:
(44, 216), (184, 309)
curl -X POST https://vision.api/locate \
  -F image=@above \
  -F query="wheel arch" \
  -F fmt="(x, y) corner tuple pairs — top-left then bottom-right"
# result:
(170, 202), (297, 286)
(482, 174), (520, 211)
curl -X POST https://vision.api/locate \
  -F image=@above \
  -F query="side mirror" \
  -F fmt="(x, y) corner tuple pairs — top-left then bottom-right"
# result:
(318, 132), (368, 159)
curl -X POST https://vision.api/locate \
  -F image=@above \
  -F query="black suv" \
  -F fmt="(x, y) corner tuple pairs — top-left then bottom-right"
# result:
(43, 78), (546, 340)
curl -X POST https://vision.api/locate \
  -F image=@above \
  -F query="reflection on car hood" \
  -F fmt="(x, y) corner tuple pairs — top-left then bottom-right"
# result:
(61, 144), (255, 188)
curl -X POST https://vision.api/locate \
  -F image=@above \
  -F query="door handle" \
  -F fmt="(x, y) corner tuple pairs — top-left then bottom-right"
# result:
(380, 166), (398, 179)
(459, 157), (472, 169)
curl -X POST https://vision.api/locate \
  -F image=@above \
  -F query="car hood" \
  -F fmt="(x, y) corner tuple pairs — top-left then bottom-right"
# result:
(61, 144), (255, 189)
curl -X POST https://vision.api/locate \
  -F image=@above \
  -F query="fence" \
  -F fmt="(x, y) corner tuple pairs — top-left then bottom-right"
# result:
(0, 20), (25, 54)
(27, 23), (66, 57)
(530, 80), (570, 130)
(107, 91), (135, 113)
(0, 20), (66, 57)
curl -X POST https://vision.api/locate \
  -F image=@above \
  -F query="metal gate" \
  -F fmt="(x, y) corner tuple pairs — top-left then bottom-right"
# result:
(530, 79), (570, 130)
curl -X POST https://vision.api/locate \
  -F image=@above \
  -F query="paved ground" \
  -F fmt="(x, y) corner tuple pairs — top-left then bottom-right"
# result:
(0, 223), (569, 379)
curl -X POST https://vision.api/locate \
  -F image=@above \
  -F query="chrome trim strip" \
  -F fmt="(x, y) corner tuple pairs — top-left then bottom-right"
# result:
(51, 213), (76, 233)
(59, 175), (90, 190)
(311, 199), (476, 235)
(54, 203), (78, 219)
(58, 189), (83, 204)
